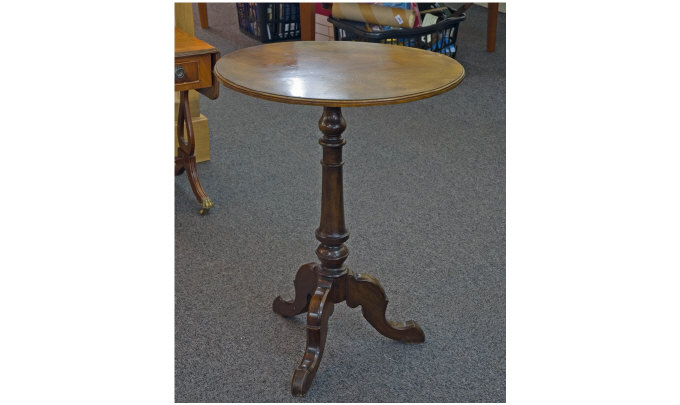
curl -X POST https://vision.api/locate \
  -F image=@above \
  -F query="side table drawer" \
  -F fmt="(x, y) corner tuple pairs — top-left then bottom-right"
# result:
(175, 53), (212, 91)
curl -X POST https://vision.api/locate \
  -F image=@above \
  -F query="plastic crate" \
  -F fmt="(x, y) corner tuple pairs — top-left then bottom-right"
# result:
(236, 3), (301, 43)
(329, 6), (466, 58)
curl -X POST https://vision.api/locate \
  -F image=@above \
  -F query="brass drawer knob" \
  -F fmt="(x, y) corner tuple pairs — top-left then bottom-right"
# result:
(175, 66), (185, 80)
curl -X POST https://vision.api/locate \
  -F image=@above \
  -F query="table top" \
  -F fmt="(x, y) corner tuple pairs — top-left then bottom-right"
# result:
(175, 27), (217, 57)
(214, 41), (464, 107)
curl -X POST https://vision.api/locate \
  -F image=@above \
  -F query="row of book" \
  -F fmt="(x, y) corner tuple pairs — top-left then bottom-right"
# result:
(265, 3), (300, 40)
(236, 3), (300, 42)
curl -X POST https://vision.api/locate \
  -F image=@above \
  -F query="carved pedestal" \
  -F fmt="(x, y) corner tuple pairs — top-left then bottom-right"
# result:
(273, 107), (425, 396)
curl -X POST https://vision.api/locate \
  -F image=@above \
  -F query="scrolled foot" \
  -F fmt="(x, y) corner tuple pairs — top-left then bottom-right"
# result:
(273, 263), (318, 317)
(291, 280), (334, 396)
(346, 272), (425, 343)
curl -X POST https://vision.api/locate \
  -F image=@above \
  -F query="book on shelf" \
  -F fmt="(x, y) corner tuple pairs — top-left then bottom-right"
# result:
(266, 4), (273, 40)
(237, 3), (245, 29)
(284, 3), (290, 38)
(237, 3), (301, 41)
(293, 4), (300, 36)
(278, 3), (283, 38)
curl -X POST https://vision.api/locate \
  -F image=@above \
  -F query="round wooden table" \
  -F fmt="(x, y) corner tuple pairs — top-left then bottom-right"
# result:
(215, 41), (465, 396)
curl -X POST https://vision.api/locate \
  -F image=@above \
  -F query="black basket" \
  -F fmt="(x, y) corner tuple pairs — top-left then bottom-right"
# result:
(236, 3), (300, 42)
(329, 6), (465, 58)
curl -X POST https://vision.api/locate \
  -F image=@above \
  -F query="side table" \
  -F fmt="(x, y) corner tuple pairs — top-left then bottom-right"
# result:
(215, 41), (465, 395)
(175, 27), (220, 214)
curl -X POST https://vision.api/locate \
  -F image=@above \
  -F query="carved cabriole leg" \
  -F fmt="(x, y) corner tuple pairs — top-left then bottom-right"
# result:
(273, 263), (318, 317)
(346, 272), (425, 343)
(176, 90), (213, 214)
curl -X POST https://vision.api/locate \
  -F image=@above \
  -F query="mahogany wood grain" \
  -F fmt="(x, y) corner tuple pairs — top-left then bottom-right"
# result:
(214, 41), (464, 107)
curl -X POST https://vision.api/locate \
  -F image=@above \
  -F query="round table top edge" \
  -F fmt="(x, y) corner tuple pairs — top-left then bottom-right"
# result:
(214, 67), (465, 107)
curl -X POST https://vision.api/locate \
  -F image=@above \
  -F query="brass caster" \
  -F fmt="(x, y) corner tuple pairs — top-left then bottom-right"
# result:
(199, 197), (214, 215)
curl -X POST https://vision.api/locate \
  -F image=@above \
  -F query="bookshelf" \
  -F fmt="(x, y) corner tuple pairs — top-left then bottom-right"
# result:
(236, 3), (301, 42)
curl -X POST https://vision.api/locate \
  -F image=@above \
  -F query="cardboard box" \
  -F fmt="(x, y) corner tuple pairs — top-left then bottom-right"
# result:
(175, 113), (210, 162)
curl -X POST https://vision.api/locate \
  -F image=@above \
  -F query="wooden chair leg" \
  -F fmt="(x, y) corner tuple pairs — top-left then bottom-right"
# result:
(197, 3), (209, 29)
(487, 3), (499, 52)
(300, 3), (315, 41)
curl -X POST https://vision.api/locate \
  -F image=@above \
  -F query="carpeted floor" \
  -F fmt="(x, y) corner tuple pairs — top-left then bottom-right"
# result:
(176, 3), (505, 402)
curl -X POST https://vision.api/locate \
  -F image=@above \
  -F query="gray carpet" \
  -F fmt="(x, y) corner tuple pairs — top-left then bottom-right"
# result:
(176, 3), (505, 402)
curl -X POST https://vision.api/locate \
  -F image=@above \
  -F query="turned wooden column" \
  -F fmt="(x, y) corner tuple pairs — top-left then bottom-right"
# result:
(315, 107), (349, 279)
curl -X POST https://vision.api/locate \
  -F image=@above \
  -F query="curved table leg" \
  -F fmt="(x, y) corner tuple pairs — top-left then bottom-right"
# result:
(346, 272), (425, 343)
(273, 263), (318, 317)
(291, 279), (335, 396)
(176, 90), (213, 214)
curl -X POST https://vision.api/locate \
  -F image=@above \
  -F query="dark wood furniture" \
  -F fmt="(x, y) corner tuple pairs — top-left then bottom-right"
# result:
(457, 2), (500, 52)
(175, 27), (220, 214)
(214, 41), (465, 395)
(487, 3), (499, 52)
(197, 3), (209, 29)
(299, 3), (315, 40)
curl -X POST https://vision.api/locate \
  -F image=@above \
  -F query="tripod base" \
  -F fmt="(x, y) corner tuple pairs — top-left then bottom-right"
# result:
(273, 263), (425, 396)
